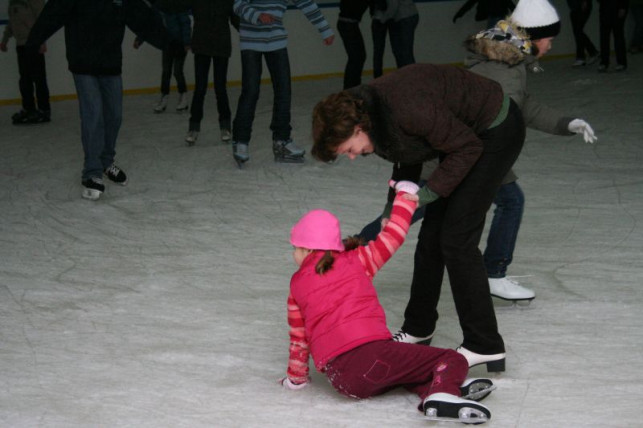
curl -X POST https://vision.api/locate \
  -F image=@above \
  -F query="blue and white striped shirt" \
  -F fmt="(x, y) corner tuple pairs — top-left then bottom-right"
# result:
(233, 0), (334, 52)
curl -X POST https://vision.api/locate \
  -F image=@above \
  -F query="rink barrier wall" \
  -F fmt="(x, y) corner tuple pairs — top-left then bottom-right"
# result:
(0, 0), (618, 105)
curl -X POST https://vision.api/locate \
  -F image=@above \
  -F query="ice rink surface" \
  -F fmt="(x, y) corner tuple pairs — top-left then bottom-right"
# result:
(1, 55), (642, 427)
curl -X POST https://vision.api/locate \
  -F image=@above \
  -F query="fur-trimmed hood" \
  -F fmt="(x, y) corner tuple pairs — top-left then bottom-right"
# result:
(463, 20), (540, 68)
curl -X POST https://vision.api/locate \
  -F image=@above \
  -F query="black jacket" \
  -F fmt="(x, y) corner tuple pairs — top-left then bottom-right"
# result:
(27, 0), (170, 75)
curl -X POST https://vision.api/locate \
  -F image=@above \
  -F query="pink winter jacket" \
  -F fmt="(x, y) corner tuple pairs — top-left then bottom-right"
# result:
(286, 193), (416, 382)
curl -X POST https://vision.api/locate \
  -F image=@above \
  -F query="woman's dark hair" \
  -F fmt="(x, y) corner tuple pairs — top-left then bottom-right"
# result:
(314, 236), (363, 274)
(311, 91), (371, 162)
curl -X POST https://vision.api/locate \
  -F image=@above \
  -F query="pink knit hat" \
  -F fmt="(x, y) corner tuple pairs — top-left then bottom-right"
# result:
(290, 209), (345, 252)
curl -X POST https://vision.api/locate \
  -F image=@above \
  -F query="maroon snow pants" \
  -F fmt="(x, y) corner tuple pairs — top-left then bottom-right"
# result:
(324, 340), (468, 408)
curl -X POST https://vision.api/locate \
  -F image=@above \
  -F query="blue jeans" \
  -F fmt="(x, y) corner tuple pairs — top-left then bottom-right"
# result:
(483, 181), (525, 278)
(73, 74), (123, 180)
(232, 48), (292, 143)
(189, 54), (231, 132)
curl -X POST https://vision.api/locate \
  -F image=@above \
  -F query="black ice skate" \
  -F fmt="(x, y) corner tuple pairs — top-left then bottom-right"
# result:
(233, 141), (249, 168)
(81, 177), (105, 201)
(104, 164), (128, 186)
(273, 139), (304, 163)
(423, 393), (491, 425)
(12, 109), (50, 125)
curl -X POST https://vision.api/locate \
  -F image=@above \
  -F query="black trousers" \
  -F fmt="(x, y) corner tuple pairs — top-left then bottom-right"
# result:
(569, 2), (598, 60)
(16, 45), (50, 112)
(160, 46), (187, 95)
(599, 2), (628, 67)
(189, 54), (231, 132)
(337, 19), (366, 90)
(402, 101), (525, 355)
(371, 14), (418, 79)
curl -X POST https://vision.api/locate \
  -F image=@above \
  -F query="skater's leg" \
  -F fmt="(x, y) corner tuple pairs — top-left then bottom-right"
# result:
(443, 102), (524, 356)
(388, 14), (418, 69)
(31, 49), (50, 113)
(401, 199), (448, 338)
(613, 6), (628, 67)
(265, 48), (292, 142)
(160, 48), (172, 96)
(212, 55), (232, 131)
(98, 75), (123, 171)
(599, 4), (613, 67)
(371, 19), (388, 78)
(189, 53), (211, 132)
(232, 50), (262, 144)
(324, 341), (467, 400)
(73, 74), (106, 181)
(173, 49), (188, 94)
(483, 181), (525, 278)
(337, 19), (366, 89)
(16, 46), (36, 113)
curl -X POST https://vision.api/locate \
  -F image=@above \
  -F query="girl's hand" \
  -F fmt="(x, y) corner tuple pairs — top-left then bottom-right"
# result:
(389, 180), (419, 195)
(279, 377), (310, 390)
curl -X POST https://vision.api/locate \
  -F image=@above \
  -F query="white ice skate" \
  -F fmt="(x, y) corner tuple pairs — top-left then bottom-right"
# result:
(460, 378), (496, 402)
(456, 347), (505, 372)
(392, 329), (433, 345)
(176, 92), (189, 112)
(423, 393), (491, 424)
(153, 94), (168, 113)
(489, 277), (535, 304)
(185, 130), (199, 146)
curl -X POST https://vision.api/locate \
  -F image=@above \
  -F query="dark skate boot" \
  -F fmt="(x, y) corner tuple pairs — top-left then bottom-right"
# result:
(273, 139), (304, 163)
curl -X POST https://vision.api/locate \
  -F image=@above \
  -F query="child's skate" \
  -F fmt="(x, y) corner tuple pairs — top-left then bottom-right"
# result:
(423, 393), (491, 424)
(460, 378), (495, 402)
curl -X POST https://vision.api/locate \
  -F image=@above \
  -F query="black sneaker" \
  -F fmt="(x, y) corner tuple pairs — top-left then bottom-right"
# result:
(12, 109), (44, 125)
(104, 164), (128, 185)
(81, 177), (105, 200)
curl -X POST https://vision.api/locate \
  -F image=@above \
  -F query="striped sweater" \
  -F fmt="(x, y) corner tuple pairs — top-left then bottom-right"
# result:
(233, 0), (334, 52)
(286, 193), (417, 383)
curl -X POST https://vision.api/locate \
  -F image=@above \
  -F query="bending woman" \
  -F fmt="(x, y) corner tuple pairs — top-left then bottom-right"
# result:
(311, 63), (525, 371)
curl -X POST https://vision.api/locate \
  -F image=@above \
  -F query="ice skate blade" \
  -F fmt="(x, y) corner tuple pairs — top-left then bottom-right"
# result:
(425, 406), (489, 425)
(234, 157), (248, 169)
(274, 156), (305, 164)
(491, 293), (535, 304)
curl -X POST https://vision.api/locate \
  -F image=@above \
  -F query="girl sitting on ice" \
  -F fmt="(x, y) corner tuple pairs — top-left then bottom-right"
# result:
(281, 180), (495, 424)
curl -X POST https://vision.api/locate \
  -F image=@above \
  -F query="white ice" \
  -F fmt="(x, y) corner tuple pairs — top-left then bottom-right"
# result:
(1, 55), (643, 427)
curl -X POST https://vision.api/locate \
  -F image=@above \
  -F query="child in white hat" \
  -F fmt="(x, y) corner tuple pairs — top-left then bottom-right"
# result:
(282, 180), (495, 424)
(456, 0), (598, 305)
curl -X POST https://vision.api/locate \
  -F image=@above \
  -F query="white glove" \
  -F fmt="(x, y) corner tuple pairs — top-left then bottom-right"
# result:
(280, 377), (309, 390)
(388, 180), (419, 195)
(568, 119), (597, 144)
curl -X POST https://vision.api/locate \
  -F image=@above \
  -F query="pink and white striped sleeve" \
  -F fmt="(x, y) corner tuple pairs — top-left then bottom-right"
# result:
(358, 193), (417, 278)
(286, 293), (310, 383)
